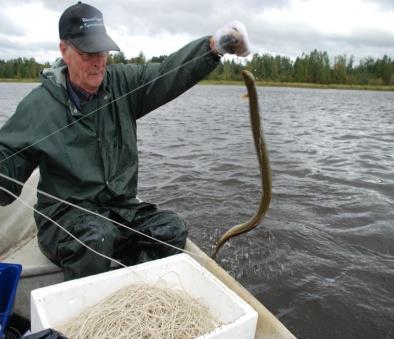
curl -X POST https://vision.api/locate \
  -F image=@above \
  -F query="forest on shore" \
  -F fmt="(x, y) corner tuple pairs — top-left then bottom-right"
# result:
(1, 49), (393, 88)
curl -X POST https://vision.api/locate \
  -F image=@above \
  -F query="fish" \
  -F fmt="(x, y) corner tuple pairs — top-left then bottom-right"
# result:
(211, 70), (272, 259)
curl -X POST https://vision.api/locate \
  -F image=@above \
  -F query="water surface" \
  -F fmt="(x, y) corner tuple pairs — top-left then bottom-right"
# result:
(1, 82), (393, 339)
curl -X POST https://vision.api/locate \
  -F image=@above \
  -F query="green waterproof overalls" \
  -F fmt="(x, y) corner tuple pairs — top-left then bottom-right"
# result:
(0, 37), (219, 280)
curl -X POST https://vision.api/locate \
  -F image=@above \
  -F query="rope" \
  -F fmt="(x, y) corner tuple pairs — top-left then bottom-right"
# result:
(0, 50), (213, 165)
(0, 173), (206, 265)
(58, 282), (220, 339)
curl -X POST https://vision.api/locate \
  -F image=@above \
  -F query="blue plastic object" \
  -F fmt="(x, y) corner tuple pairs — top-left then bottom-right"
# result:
(0, 262), (22, 338)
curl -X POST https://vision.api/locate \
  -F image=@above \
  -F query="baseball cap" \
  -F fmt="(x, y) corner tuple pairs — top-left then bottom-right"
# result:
(59, 1), (120, 53)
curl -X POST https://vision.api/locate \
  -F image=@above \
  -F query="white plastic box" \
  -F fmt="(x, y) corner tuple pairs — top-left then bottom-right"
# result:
(31, 253), (257, 338)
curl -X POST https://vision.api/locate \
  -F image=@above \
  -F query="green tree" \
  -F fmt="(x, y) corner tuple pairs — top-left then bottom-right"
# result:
(246, 53), (265, 80)
(150, 55), (167, 63)
(130, 51), (146, 64)
(375, 55), (393, 85)
(112, 51), (127, 64)
(308, 50), (330, 83)
(276, 56), (294, 82)
(331, 55), (347, 84)
(294, 54), (308, 82)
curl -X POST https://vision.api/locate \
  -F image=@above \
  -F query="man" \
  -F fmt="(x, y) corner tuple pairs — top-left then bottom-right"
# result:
(0, 2), (249, 280)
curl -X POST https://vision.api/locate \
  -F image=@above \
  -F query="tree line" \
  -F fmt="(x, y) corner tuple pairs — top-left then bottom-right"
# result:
(1, 50), (393, 86)
(0, 58), (50, 79)
(207, 51), (394, 86)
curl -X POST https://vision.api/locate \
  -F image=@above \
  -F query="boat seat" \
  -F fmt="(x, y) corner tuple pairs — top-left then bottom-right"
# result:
(3, 237), (64, 320)
(0, 170), (65, 319)
(5, 237), (61, 278)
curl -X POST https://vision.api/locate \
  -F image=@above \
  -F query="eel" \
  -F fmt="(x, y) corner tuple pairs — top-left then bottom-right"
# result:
(211, 70), (272, 259)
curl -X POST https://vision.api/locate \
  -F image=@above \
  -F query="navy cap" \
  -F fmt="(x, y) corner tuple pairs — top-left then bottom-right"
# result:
(59, 2), (120, 53)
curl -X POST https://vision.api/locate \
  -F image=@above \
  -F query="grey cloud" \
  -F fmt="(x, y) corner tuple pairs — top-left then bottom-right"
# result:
(343, 29), (394, 49)
(32, 0), (67, 12)
(361, 0), (394, 10)
(39, 0), (290, 36)
(0, 12), (25, 36)
(0, 36), (57, 58)
(34, 0), (394, 62)
(1, 0), (393, 63)
(248, 18), (394, 63)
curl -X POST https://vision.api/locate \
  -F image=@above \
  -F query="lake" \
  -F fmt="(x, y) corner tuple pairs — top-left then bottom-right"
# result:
(1, 82), (393, 339)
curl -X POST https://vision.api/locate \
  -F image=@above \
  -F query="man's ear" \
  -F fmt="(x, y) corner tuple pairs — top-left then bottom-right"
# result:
(59, 41), (69, 63)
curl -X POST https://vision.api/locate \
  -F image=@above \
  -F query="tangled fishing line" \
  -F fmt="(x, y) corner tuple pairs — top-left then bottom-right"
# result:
(58, 283), (221, 339)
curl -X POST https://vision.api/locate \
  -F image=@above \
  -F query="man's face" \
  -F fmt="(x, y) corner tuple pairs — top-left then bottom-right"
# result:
(60, 41), (108, 93)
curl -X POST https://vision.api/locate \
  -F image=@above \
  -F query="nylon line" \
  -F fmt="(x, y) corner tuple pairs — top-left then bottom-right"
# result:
(0, 172), (206, 261)
(0, 49), (213, 165)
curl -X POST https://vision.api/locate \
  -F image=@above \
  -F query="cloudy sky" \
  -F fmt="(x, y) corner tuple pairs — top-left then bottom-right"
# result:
(1, 0), (393, 64)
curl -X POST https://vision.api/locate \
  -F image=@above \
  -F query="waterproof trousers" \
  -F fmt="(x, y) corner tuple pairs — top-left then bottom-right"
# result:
(37, 204), (188, 280)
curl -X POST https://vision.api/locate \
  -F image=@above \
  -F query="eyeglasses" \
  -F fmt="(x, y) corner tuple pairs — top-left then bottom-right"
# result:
(67, 42), (108, 61)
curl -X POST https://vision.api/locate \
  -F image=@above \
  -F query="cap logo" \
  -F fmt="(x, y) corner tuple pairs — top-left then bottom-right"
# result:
(80, 16), (104, 30)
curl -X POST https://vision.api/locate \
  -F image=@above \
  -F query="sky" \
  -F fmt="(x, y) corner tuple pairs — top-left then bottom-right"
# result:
(1, 0), (393, 64)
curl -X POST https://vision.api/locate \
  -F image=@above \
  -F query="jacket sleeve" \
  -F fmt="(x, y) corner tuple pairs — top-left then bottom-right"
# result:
(134, 36), (220, 118)
(0, 99), (39, 205)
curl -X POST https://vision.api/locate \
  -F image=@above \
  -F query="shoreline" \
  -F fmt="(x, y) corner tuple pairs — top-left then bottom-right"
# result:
(1, 78), (393, 91)
(0, 78), (39, 83)
(200, 79), (394, 91)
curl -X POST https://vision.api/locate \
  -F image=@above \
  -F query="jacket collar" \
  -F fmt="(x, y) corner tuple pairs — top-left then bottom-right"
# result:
(40, 58), (111, 117)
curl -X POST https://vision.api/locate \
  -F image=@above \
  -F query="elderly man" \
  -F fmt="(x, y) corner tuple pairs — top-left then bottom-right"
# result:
(0, 2), (249, 280)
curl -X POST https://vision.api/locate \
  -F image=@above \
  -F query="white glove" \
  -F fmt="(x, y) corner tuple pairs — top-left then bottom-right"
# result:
(212, 20), (250, 57)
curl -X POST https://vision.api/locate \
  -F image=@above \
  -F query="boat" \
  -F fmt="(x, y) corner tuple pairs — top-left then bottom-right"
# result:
(0, 169), (296, 338)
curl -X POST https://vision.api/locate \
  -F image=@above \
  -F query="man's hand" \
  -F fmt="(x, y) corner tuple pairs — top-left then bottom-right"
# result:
(211, 21), (250, 57)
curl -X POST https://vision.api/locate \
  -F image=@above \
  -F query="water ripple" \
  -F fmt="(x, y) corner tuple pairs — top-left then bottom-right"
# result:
(2, 83), (393, 339)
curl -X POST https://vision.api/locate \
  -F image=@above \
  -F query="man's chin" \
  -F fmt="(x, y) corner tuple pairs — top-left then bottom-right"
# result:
(86, 76), (104, 92)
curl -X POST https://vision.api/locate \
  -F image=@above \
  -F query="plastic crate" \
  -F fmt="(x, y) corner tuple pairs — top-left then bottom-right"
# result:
(0, 262), (22, 338)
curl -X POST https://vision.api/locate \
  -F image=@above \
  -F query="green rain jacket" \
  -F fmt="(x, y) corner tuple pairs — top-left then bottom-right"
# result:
(0, 37), (219, 230)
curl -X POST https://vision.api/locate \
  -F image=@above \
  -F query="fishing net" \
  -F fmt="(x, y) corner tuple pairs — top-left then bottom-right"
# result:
(58, 283), (221, 339)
